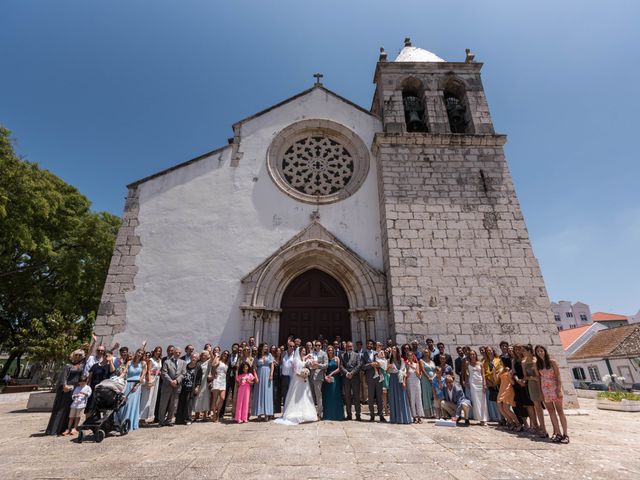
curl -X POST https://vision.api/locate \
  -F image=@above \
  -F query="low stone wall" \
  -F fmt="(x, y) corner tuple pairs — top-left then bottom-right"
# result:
(576, 389), (598, 399)
(596, 397), (640, 412)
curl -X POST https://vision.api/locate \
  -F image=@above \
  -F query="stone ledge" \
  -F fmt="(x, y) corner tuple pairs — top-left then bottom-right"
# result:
(372, 133), (507, 154)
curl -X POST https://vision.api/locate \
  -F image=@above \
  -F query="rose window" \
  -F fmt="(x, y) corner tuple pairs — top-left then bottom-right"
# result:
(267, 120), (370, 205)
(281, 136), (354, 196)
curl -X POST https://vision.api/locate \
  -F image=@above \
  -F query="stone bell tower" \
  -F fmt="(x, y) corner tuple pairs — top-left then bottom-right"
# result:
(372, 39), (577, 405)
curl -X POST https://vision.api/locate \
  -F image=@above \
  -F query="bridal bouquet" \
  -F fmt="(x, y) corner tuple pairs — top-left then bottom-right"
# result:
(299, 367), (310, 380)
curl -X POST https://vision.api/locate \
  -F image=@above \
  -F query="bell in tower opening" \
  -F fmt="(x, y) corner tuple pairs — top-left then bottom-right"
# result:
(445, 93), (467, 133)
(403, 94), (427, 132)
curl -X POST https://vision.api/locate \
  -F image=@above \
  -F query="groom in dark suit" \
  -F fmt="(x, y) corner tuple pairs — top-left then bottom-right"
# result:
(362, 340), (386, 422)
(340, 341), (362, 421)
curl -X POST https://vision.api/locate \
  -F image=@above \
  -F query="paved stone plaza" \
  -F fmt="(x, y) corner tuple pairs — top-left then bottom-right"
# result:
(0, 395), (637, 479)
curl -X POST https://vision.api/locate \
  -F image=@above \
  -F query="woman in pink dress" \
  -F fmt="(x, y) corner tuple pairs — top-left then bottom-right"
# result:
(234, 362), (255, 423)
(535, 345), (569, 444)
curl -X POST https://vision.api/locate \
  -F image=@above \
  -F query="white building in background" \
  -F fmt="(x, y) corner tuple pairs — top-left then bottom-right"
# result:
(551, 301), (592, 331)
(568, 324), (640, 385)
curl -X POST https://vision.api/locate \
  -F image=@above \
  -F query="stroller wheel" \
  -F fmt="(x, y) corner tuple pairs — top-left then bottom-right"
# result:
(120, 419), (131, 436)
(95, 429), (106, 443)
(77, 430), (84, 443)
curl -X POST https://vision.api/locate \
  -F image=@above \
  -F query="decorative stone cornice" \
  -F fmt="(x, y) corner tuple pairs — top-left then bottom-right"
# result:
(371, 133), (507, 155)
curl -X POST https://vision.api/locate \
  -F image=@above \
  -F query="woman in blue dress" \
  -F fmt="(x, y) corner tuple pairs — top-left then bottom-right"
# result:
(252, 343), (274, 420)
(387, 346), (411, 424)
(322, 345), (344, 421)
(118, 348), (146, 431)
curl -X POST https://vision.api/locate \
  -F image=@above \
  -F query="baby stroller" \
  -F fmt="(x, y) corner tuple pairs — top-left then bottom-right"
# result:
(77, 377), (131, 443)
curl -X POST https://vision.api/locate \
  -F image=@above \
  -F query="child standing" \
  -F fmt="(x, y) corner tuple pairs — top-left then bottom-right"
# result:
(234, 362), (255, 423)
(63, 376), (91, 436)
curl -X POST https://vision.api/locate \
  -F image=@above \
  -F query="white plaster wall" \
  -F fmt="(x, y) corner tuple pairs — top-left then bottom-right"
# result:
(572, 302), (592, 326)
(567, 358), (608, 382)
(115, 88), (383, 350)
(568, 357), (639, 384)
(610, 358), (639, 383)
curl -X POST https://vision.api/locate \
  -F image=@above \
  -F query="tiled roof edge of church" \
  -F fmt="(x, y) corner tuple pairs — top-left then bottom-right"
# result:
(231, 84), (379, 129)
(126, 144), (231, 188)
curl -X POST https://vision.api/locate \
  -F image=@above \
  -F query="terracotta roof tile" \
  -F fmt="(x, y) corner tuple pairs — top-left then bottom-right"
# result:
(592, 312), (629, 321)
(559, 325), (591, 350)
(568, 324), (640, 360)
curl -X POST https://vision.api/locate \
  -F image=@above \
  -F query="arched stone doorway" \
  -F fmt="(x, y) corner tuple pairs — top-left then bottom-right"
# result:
(279, 269), (351, 344)
(240, 222), (388, 345)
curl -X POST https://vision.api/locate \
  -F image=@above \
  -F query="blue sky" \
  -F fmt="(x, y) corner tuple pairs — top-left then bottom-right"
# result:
(2, 1), (639, 314)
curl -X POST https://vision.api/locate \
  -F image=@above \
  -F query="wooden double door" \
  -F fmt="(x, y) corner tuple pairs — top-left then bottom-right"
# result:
(279, 269), (351, 345)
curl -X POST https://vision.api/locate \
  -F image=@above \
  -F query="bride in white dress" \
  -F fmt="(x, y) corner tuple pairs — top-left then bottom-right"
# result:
(274, 347), (318, 425)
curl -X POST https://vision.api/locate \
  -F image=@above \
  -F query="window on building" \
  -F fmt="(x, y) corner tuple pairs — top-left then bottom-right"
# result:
(588, 366), (601, 382)
(580, 314), (588, 322)
(569, 323), (577, 329)
(557, 325), (563, 331)
(572, 367), (586, 381)
(566, 312), (574, 318)
(554, 314), (561, 322)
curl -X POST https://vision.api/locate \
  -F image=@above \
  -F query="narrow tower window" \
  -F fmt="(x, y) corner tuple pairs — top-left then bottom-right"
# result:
(401, 77), (427, 132)
(443, 78), (472, 134)
(445, 94), (467, 133)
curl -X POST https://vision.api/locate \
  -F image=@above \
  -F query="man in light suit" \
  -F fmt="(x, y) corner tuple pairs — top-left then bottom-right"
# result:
(441, 375), (471, 425)
(340, 341), (362, 421)
(362, 340), (386, 422)
(309, 340), (328, 420)
(157, 347), (187, 426)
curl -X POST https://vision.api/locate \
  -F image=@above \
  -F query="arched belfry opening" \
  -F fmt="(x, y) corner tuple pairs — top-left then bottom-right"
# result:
(401, 77), (428, 132)
(443, 77), (473, 134)
(279, 269), (351, 345)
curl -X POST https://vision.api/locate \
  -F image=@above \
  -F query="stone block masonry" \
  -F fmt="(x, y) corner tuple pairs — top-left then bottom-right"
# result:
(93, 186), (140, 348)
(373, 132), (578, 406)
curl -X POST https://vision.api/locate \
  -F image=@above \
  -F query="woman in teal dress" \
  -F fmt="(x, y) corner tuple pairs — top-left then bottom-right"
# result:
(118, 348), (146, 431)
(420, 353), (436, 418)
(387, 346), (411, 424)
(322, 346), (344, 421)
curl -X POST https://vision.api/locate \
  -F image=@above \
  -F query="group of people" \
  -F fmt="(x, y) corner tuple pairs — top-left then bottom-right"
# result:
(44, 334), (569, 444)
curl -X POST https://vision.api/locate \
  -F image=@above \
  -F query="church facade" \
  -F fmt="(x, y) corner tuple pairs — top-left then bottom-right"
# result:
(94, 40), (576, 403)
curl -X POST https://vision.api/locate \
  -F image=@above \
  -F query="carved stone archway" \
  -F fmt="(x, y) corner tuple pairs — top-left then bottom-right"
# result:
(240, 222), (388, 344)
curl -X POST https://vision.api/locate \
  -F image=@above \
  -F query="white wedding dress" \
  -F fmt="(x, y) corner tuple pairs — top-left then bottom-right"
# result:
(274, 348), (318, 425)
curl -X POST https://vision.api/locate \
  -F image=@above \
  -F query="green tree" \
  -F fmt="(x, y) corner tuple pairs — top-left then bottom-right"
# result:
(0, 127), (120, 377)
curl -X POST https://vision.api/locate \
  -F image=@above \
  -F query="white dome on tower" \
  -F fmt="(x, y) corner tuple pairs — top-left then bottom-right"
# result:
(395, 46), (445, 63)
(393, 38), (445, 62)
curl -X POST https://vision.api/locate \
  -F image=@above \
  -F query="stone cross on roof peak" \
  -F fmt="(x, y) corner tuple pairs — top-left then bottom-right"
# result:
(313, 73), (323, 86)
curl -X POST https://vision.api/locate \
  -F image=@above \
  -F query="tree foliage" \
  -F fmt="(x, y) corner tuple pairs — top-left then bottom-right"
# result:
(0, 126), (120, 373)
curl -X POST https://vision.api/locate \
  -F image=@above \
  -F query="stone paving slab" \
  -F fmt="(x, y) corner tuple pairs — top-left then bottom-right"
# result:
(0, 398), (637, 480)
